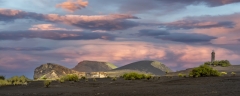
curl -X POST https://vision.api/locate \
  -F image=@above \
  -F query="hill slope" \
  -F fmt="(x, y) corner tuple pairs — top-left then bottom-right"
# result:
(109, 60), (172, 76)
(72, 60), (117, 72)
(34, 63), (85, 80)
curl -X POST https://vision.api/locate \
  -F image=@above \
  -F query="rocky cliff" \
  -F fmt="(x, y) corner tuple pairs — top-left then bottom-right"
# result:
(34, 63), (85, 80)
(72, 60), (117, 72)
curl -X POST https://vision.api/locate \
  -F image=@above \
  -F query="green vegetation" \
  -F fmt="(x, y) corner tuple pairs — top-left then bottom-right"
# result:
(81, 76), (86, 80)
(204, 60), (231, 67)
(178, 73), (186, 77)
(105, 62), (117, 69)
(59, 79), (65, 83)
(111, 77), (117, 81)
(0, 75), (30, 86)
(189, 65), (221, 77)
(60, 74), (79, 82)
(7, 75), (30, 85)
(220, 72), (228, 75)
(122, 72), (152, 80)
(231, 72), (236, 76)
(93, 78), (97, 81)
(0, 80), (11, 86)
(44, 80), (51, 88)
(0, 75), (5, 80)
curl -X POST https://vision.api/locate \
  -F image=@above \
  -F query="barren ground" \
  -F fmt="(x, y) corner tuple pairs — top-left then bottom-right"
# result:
(0, 76), (240, 96)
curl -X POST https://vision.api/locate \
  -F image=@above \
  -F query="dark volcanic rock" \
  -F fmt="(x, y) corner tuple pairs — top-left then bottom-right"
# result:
(34, 63), (85, 80)
(72, 60), (117, 72)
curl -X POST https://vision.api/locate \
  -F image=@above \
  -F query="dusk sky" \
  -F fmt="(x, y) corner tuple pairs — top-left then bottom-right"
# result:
(1, 0), (240, 79)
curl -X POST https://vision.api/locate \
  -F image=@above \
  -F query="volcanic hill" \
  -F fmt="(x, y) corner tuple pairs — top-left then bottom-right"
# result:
(108, 60), (172, 76)
(72, 60), (117, 72)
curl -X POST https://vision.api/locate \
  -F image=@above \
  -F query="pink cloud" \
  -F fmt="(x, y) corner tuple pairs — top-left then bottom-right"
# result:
(56, 0), (88, 12)
(0, 53), (38, 70)
(40, 40), (240, 68)
(0, 8), (139, 30)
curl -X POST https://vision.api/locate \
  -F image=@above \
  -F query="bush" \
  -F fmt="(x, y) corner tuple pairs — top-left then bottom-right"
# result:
(44, 80), (51, 88)
(59, 78), (65, 83)
(231, 72), (236, 76)
(81, 76), (86, 80)
(178, 73), (186, 77)
(0, 75), (5, 80)
(85, 78), (88, 82)
(220, 72), (227, 75)
(204, 60), (231, 67)
(93, 78), (97, 81)
(189, 65), (221, 77)
(122, 72), (152, 80)
(145, 75), (152, 80)
(7, 75), (30, 85)
(0, 80), (11, 86)
(60, 74), (79, 82)
(111, 77), (117, 81)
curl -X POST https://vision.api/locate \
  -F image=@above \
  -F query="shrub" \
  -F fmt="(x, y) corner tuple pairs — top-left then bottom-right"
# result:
(122, 72), (152, 80)
(220, 72), (228, 75)
(60, 74), (79, 82)
(231, 72), (236, 76)
(111, 77), (117, 81)
(44, 80), (51, 88)
(42, 77), (47, 80)
(204, 60), (231, 67)
(81, 76), (86, 80)
(0, 75), (5, 80)
(145, 75), (152, 80)
(59, 79), (65, 83)
(178, 73), (183, 77)
(131, 77), (135, 80)
(93, 78), (97, 81)
(7, 75), (30, 85)
(189, 65), (221, 77)
(0, 80), (11, 86)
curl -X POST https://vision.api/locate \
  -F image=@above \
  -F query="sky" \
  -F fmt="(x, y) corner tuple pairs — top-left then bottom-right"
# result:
(1, 0), (240, 79)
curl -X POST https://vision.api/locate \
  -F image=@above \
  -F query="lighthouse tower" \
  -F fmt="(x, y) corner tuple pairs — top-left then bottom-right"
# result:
(211, 50), (215, 65)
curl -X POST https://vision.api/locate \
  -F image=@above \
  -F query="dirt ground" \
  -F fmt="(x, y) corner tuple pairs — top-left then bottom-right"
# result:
(0, 76), (240, 96)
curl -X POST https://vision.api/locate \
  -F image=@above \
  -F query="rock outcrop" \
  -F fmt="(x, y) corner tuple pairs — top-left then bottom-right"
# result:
(34, 63), (85, 80)
(72, 60), (117, 72)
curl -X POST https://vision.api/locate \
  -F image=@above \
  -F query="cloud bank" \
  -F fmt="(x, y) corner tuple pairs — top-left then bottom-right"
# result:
(159, 20), (235, 30)
(0, 30), (116, 41)
(0, 8), (139, 30)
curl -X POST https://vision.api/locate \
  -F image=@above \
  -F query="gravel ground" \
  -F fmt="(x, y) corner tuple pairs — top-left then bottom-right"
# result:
(0, 76), (239, 96)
